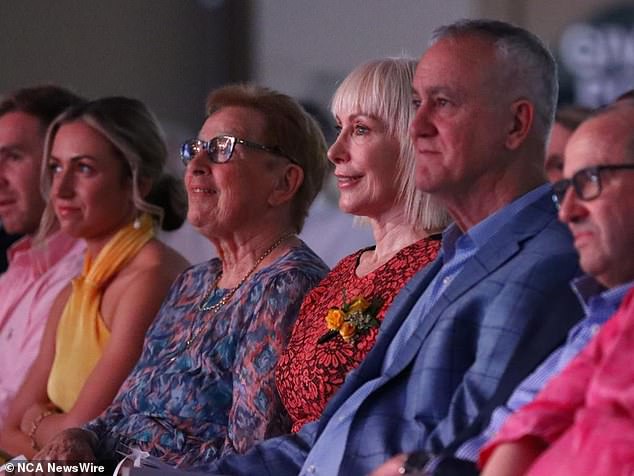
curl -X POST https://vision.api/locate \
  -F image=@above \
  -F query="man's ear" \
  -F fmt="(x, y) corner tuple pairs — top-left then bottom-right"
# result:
(268, 164), (304, 206)
(506, 99), (534, 150)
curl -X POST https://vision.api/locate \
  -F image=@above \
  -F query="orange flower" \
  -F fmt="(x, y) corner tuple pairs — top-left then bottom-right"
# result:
(339, 321), (357, 342)
(326, 308), (346, 330)
(318, 292), (383, 346)
(348, 296), (369, 313)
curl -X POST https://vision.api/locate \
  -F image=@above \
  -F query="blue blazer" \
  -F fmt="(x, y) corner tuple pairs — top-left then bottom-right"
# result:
(214, 193), (583, 476)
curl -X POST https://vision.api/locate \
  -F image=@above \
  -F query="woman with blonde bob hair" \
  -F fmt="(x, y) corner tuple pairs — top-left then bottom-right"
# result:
(0, 96), (189, 456)
(276, 57), (451, 432)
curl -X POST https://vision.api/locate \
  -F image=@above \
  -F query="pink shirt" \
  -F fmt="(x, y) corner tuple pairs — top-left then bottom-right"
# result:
(480, 288), (634, 476)
(0, 231), (84, 424)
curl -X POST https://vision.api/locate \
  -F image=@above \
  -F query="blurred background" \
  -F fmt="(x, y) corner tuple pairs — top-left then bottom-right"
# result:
(2, 0), (633, 265)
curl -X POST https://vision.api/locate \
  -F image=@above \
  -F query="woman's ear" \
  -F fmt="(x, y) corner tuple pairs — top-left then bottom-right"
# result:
(268, 164), (304, 207)
(137, 176), (153, 199)
(505, 99), (534, 150)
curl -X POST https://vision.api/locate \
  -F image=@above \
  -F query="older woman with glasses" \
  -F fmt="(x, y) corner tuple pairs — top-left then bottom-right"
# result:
(33, 85), (329, 467)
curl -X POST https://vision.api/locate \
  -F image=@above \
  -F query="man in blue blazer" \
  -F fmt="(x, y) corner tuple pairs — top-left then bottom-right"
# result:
(208, 18), (583, 476)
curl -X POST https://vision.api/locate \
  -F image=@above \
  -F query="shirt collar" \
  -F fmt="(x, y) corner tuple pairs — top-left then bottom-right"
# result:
(7, 234), (29, 257)
(571, 274), (634, 316)
(8, 230), (81, 277)
(597, 280), (634, 308)
(439, 183), (551, 260)
(467, 183), (551, 248)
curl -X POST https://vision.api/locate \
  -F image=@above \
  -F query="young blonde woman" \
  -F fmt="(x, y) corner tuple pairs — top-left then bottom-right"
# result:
(0, 97), (189, 455)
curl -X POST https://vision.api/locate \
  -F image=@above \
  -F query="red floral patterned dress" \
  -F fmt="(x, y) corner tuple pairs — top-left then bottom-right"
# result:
(275, 237), (441, 432)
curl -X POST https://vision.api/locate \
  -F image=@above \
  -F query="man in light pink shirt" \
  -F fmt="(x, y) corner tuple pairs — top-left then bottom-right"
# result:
(0, 86), (85, 425)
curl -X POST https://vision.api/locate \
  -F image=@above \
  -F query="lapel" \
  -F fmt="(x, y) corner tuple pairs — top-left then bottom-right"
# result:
(371, 258), (443, 358)
(384, 192), (558, 376)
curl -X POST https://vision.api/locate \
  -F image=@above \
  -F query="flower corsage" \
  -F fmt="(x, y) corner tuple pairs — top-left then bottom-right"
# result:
(318, 291), (383, 344)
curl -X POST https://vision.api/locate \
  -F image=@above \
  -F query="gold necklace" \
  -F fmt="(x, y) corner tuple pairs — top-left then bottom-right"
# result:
(198, 232), (294, 311)
(167, 232), (295, 363)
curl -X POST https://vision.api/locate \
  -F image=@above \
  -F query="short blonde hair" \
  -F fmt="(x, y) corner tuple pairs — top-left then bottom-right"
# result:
(331, 57), (450, 231)
(206, 84), (329, 232)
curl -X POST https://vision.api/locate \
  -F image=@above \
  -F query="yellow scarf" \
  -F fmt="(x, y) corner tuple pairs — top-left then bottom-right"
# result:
(47, 214), (155, 412)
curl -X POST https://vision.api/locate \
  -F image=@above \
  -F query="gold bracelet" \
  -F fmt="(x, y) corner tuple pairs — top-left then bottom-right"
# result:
(27, 410), (55, 450)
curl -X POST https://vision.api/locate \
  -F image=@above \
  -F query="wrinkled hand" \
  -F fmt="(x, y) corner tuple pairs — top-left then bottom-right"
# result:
(369, 454), (408, 476)
(32, 428), (96, 462)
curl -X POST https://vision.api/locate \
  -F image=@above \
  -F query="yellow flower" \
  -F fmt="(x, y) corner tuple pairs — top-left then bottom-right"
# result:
(339, 321), (357, 342)
(326, 308), (346, 330)
(348, 296), (369, 313)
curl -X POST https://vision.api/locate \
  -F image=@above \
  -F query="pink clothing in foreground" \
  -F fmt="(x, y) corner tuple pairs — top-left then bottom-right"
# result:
(0, 231), (84, 425)
(480, 288), (634, 476)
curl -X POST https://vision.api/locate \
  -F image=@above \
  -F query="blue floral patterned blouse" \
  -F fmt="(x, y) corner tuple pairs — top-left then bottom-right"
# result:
(85, 241), (328, 467)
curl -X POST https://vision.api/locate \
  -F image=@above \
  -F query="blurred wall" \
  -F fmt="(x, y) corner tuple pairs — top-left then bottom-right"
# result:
(524, 0), (629, 45)
(0, 0), (251, 131)
(477, 0), (634, 105)
(250, 0), (474, 105)
(0, 1), (252, 172)
(0, 0), (252, 264)
(1, 0), (628, 265)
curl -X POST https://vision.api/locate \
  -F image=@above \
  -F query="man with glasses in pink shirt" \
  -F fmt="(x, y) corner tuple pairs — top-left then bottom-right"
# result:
(480, 97), (634, 476)
(0, 86), (85, 426)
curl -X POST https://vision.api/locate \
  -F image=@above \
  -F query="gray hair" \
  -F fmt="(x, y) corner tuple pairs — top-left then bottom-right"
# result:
(431, 19), (558, 142)
(331, 57), (451, 231)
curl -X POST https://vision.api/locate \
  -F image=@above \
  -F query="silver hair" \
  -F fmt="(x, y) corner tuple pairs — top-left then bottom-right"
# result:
(330, 57), (451, 231)
(431, 19), (558, 142)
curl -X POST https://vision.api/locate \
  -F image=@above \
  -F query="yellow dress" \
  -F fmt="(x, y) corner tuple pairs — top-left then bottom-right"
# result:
(47, 214), (155, 412)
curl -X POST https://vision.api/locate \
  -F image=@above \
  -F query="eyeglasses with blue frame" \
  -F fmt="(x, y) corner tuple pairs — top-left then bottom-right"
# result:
(180, 135), (297, 166)
(552, 164), (634, 209)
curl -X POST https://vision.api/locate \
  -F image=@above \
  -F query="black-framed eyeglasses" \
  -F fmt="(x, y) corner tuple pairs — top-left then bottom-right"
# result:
(180, 135), (297, 166)
(552, 164), (634, 209)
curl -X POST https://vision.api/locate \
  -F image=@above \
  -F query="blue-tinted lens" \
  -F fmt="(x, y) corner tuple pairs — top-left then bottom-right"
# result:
(551, 179), (571, 208)
(213, 136), (235, 163)
(574, 168), (600, 201)
(180, 139), (204, 165)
